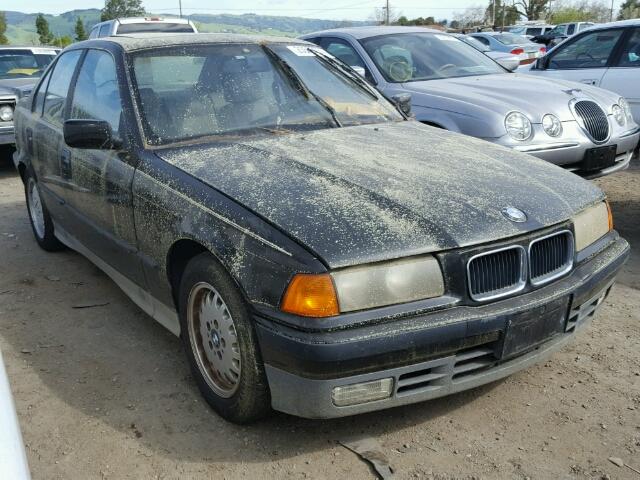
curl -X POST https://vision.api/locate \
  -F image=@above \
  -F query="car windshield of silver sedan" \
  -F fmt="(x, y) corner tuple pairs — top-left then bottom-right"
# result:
(131, 43), (402, 145)
(360, 33), (505, 83)
(0, 49), (58, 80)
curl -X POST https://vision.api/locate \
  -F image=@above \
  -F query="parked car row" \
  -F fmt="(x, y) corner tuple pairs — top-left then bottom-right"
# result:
(11, 32), (630, 423)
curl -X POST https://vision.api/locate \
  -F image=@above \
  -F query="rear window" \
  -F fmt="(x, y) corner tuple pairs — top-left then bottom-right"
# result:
(116, 23), (195, 34)
(493, 33), (529, 45)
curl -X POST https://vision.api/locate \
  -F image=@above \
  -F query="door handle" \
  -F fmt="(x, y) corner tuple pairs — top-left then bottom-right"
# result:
(26, 128), (33, 155)
(60, 149), (72, 179)
(580, 79), (598, 86)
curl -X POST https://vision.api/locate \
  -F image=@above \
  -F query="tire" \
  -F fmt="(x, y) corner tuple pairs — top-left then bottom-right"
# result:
(24, 172), (64, 252)
(179, 252), (271, 423)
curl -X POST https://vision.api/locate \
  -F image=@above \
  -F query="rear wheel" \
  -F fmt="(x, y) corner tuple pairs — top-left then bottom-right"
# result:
(25, 173), (64, 252)
(179, 253), (271, 423)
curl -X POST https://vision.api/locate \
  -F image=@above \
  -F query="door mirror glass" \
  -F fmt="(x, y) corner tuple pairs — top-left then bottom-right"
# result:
(391, 93), (412, 116)
(64, 119), (117, 149)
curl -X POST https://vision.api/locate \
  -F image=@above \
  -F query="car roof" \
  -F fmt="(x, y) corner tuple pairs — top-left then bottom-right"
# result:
(75, 33), (309, 51)
(583, 19), (640, 30)
(116, 16), (192, 25)
(302, 26), (442, 40)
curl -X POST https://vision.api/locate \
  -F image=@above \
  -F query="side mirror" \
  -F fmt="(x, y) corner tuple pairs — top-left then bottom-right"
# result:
(350, 65), (366, 77)
(391, 93), (412, 116)
(63, 119), (118, 149)
(497, 57), (519, 71)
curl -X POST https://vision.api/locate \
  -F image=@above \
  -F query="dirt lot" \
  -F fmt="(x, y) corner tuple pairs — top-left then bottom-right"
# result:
(0, 147), (638, 480)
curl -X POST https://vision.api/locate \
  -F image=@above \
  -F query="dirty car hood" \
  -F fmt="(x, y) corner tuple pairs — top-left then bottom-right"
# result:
(402, 74), (615, 122)
(156, 122), (603, 268)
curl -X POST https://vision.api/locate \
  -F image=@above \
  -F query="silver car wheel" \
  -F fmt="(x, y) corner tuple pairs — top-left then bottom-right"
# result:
(187, 282), (241, 398)
(27, 178), (45, 240)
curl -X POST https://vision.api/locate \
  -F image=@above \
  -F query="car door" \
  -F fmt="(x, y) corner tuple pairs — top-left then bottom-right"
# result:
(535, 28), (625, 86)
(601, 27), (640, 123)
(29, 50), (83, 225)
(60, 48), (145, 286)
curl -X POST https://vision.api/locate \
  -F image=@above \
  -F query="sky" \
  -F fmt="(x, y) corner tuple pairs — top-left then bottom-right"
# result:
(12, 0), (625, 22)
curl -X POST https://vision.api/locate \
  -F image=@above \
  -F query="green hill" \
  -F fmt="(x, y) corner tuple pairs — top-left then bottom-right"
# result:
(2, 9), (368, 45)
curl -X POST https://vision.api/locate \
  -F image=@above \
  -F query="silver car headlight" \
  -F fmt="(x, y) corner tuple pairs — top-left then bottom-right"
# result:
(612, 104), (625, 126)
(331, 255), (444, 312)
(542, 114), (562, 137)
(619, 97), (633, 123)
(572, 201), (612, 252)
(505, 111), (532, 141)
(0, 105), (13, 122)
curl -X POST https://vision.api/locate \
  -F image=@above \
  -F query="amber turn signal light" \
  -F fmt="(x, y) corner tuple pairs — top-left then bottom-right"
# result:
(605, 200), (613, 231)
(281, 273), (339, 317)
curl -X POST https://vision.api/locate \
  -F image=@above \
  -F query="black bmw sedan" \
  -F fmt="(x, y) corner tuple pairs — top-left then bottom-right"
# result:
(12, 34), (629, 422)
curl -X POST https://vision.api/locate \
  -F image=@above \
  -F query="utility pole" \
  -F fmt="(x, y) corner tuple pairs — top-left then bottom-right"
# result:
(385, 0), (390, 25)
(492, 0), (495, 27)
(610, 0), (614, 21)
(179, 0), (183, 18)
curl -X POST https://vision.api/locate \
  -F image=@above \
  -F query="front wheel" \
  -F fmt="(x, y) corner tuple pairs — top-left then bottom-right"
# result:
(24, 173), (64, 251)
(179, 252), (271, 423)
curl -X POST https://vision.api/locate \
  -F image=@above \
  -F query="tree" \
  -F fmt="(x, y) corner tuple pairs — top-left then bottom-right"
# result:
(513, 0), (549, 20)
(53, 35), (73, 48)
(35, 14), (54, 45)
(450, 20), (461, 29)
(0, 12), (8, 45)
(618, 0), (640, 19)
(75, 17), (88, 41)
(453, 6), (486, 29)
(485, 0), (521, 27)
(550, 0), (611, 22)
(370, 6), (401, 25)
(101, 0), (145, 22)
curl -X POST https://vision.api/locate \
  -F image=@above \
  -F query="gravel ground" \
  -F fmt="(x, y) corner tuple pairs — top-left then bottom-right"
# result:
(0, 148), (638, 480)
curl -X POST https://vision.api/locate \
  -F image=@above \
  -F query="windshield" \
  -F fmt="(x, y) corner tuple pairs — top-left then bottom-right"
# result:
(131, 43), (401, 145)
(359, 33), (505, 83)
(0, 49), (57, 80)
(492, 33), (529, 45)
(117, 23), (195, 34)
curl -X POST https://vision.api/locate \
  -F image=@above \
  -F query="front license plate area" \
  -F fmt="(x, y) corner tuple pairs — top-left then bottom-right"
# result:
(582, 145), (617, 171)
(500, 296), (570, 359)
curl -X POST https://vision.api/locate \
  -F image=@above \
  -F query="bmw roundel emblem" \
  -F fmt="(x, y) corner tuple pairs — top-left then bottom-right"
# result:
(501, 206), (527, 223)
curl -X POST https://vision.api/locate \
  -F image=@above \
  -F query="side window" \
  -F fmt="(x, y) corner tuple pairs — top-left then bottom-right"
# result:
(70, 50), (123, 137)
(567, 24), (576, 35)
(474, 36), (491, 46)
(99, 24), (111, 37)
(615, 28), (640, 67)
(32, 68), (52, 115)
(42, 50), (82, 127)
(89, 26), (99, 39)
(319, 37), (374, 83)
(548, 29), (624, 69)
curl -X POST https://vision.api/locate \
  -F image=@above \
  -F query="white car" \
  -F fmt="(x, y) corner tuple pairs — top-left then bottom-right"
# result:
(524, 19), (640, 123)
(89, 17), (198, 38)
(0, 351), (30, 480)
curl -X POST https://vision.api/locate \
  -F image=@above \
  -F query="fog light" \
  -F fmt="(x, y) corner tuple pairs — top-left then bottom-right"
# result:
(0, 105), (13, 122)
(332, 378), (393, 407)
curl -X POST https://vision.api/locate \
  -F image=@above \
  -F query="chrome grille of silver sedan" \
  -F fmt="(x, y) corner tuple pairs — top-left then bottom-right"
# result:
(573, 100), (610, 143)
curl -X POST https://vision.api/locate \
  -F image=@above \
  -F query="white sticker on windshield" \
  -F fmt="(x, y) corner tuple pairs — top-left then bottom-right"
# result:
(434, 34), (458, 41)
(287, 45), (315, 56)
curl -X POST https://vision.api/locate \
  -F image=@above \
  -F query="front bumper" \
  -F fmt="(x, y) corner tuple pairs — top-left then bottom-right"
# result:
(255, 235), (629, 418)
(496, 123), (640, 179)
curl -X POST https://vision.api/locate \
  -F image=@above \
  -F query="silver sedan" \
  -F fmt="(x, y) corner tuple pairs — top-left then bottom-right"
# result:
(302, 26), (640, 179)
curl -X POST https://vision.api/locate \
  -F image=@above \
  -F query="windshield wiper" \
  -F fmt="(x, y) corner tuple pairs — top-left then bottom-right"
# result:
(309, 49), (379, 101)
(261, 45), (342, 128)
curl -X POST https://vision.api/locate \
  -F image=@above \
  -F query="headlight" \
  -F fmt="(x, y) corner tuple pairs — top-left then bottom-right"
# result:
(505, 111), (532, 141)
(542, 114), (562, 137)
(0, 105), (13, 122)
(331, 256), (444, 312)
(572, 201), (612, 252)
(619, 97), (633, 122)
(612, 104), (625, 126)
(280, 256), (445, 317)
